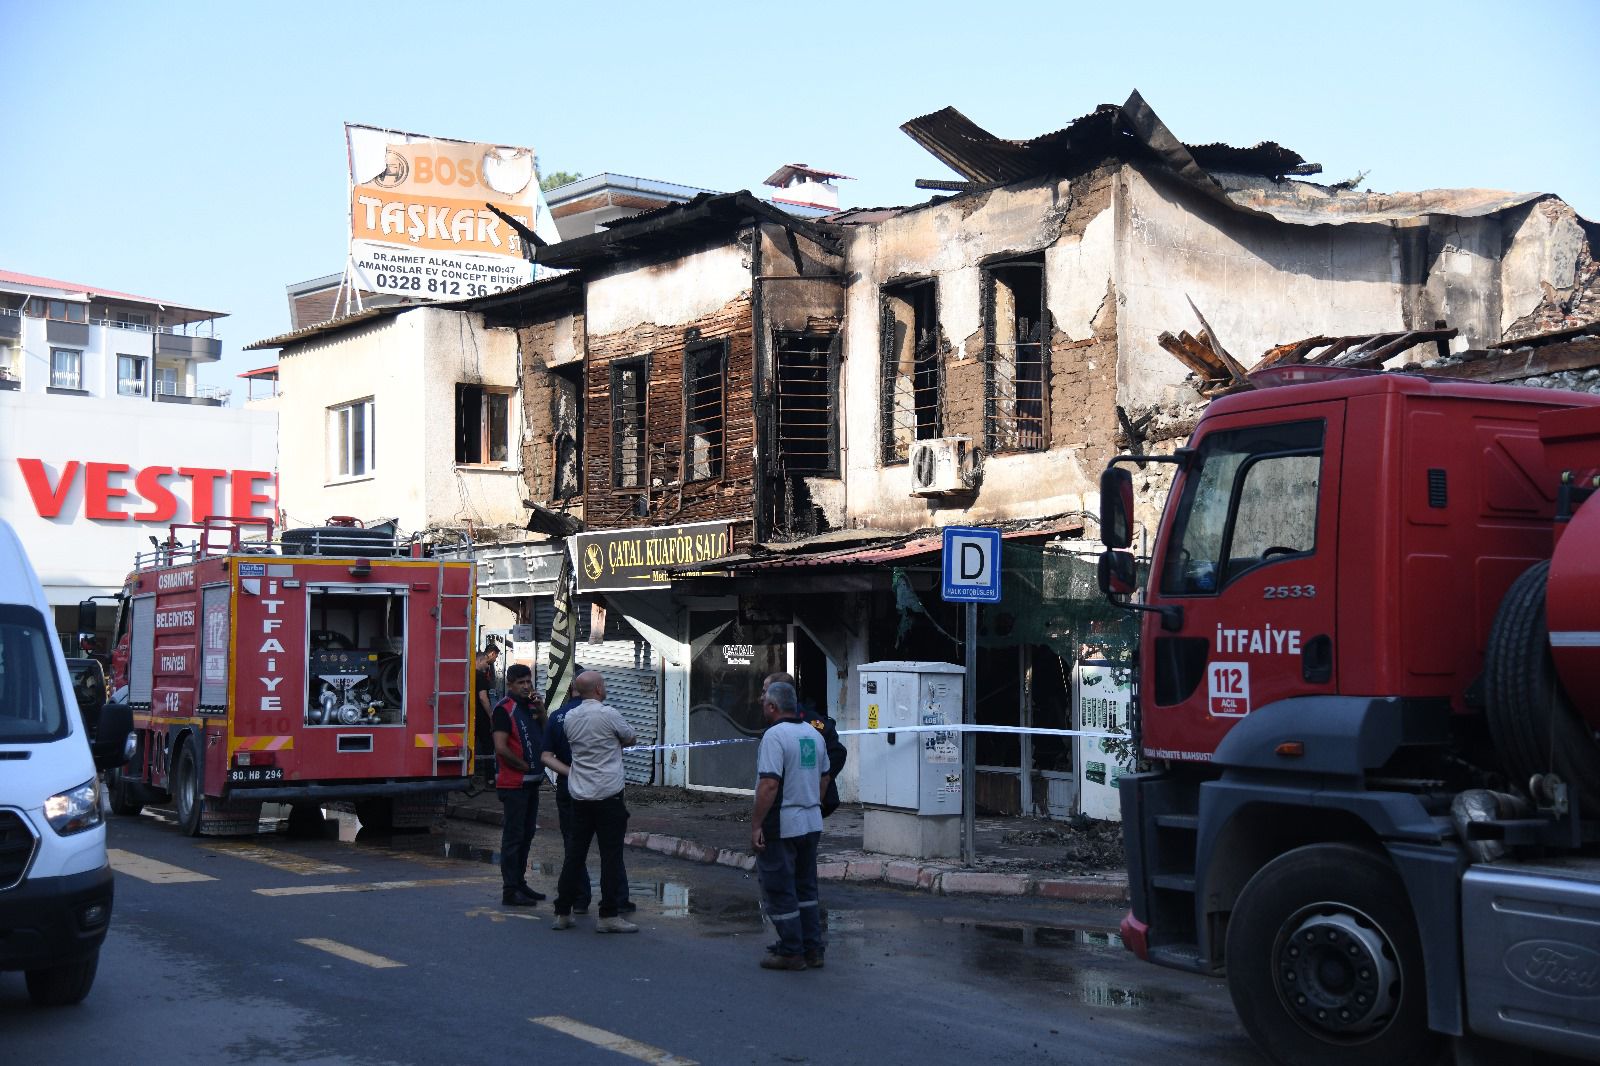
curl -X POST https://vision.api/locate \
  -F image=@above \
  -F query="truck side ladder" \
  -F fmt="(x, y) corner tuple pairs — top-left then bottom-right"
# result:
(429, 558), (473, 777)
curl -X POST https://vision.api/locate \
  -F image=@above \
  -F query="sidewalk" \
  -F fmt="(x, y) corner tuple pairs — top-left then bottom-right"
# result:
(446, 784), (1128, 903)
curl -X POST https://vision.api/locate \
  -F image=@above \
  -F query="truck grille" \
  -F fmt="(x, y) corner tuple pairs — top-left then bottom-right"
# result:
(0, 810), (39, 890)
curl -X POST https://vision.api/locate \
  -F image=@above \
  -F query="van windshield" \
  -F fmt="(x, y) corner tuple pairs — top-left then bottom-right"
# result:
(0, 604), (69, 743)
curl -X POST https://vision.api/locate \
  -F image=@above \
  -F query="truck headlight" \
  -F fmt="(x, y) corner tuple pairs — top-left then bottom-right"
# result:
(44, 778), (103, 835)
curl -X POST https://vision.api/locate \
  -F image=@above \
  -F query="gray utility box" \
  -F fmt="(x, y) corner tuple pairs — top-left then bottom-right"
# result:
(857, 661), (964, 859)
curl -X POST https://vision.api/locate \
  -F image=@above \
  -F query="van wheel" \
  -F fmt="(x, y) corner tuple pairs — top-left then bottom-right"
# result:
(173, 744), (203, 837)
(1225, 844), (1439, 1066)
(107, 766), (144, 817)
(26, 952), (98, 1006)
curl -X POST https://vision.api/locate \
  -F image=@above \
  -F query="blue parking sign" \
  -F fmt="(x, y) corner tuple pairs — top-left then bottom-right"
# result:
(941, 526), (1001, 603)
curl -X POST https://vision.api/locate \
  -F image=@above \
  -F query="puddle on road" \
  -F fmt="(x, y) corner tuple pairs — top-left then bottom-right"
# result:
(945, 918), (1182, 1010)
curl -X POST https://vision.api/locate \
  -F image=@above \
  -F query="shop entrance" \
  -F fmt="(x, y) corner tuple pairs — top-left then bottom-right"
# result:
(686, 611), (788, 791)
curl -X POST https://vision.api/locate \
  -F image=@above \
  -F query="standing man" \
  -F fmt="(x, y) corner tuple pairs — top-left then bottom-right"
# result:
(764, 671), (847, 817)
(474, 642), (501, 788)
(543, 671), (637, 933)
(492, 664), (546, 906)
(751, 680), (829, 970)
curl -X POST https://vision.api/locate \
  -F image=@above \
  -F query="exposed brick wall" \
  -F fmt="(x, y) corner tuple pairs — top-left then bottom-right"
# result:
(1049, 277), (1121, 473)
(583, 294), (757, 546)
(518, 320), (559, 501)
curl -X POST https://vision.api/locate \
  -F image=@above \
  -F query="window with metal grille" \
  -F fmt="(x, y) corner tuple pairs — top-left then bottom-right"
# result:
(611, 357), (649, 489)
(551, 366), (582, 500)
(455, 384), (513, 466)
(983, 256), (1049, 452)
(880, 280), (941, 464)
(683, 341), (726, 482)
(775, 330), (840, 476)
(50, 348), (82, 390)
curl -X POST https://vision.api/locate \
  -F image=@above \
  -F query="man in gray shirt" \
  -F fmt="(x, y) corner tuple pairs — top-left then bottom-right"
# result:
(543, 671), (638, 933)
(751, 681), (830, 970)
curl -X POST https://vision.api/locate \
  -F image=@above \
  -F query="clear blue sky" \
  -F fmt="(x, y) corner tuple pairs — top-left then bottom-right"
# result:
(6, 0), (1597, 395)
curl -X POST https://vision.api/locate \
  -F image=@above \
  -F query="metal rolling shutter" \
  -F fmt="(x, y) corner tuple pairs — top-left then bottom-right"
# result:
(129, 596), (154, 705)
(567, 638), (659, 784)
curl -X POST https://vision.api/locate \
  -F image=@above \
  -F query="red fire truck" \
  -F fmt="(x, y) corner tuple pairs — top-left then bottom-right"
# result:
(105, 518), (476, 835)
(1097, 367), (1600, 1063)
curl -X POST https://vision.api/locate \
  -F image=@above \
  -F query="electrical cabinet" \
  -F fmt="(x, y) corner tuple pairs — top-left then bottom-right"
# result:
(857, 661), (964, 816)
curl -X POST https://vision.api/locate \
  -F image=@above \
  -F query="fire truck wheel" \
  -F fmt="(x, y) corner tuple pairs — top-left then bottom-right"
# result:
(173, 744), (204, 837)
(1226, 843), (1439, 1066)
(106, 766), (144, 817)
(25, 952), (98, 1006)
(286, 803), (326, 837)
(354, 799), (394, 833)
(1484, 560), (1600, 816)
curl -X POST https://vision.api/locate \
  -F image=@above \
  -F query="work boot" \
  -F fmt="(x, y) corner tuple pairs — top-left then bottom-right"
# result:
(502, 888), (539, 906)
(760, 953), (807, 971)
(804, 950), (825, 969)
(617, 900), (638, 914)
(517, 883), (547, 901)
(595, 916), (639, 934)
(551, 914), (574, 930)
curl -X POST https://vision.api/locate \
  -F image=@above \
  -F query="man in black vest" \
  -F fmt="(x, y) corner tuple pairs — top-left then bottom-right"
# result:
(492, 664), (546, 906)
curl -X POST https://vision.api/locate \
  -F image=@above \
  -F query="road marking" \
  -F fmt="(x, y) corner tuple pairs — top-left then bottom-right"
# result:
(255, 875), (495, 897)
(201, 842), (354, 876)
(107, 849), (217, 884)
(530, 1016), (697, 1065)
(296, 938), (405, 969)
(466, 907), (542, 923)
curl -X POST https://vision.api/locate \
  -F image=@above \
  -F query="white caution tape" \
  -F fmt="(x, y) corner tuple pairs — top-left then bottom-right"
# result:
(628, 722), (1123, 754)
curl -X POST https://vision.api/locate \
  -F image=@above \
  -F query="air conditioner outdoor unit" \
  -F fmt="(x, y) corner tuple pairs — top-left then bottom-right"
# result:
(909, 436), (979, 496)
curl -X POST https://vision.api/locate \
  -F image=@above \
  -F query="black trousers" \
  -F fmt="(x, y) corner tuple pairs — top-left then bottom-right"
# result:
(497, 784), (540, 891)
(554, 783), (591, 910)
(555, 791), (628, 918)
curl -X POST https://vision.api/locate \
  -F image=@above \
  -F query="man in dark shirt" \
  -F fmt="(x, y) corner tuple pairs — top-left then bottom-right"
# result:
(492, 664), (546, 906)
(543, 669), (633, 915)
(474, 643), (500, 788)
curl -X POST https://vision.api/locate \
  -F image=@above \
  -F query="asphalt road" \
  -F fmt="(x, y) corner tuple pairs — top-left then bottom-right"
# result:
(2, 806), (1259, 1065)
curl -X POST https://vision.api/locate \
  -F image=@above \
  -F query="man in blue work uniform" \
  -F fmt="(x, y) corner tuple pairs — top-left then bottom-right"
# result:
(751, 680), (830, 970)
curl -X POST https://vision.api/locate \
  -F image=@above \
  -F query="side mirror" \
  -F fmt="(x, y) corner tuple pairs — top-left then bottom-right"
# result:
(1099, 467), (1134, 549)
(77, 599), (99, 634)
(1098, 549), (1138, 599)
(91, 702), (135, 772)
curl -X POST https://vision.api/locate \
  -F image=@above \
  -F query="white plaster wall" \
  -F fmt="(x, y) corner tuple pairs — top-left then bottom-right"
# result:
(839, 181), (1119, 530)
(277, 307), (527, 533)
(1115, 167), (1406, 408)
(0, 390), (277, 601)
(585, 242), (750, 335)
(418, 308), (526, 528)
(276, 313), (428, 530)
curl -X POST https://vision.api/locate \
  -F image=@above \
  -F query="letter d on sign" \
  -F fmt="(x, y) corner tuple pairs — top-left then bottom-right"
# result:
(961, 542), (985, 580)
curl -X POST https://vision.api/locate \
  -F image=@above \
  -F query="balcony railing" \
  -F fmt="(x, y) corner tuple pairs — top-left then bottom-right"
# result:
(155, 381), (230, 405)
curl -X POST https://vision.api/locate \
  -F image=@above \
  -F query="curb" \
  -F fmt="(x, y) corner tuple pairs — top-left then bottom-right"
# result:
(447, 804), (1129, 904)
(620, 830), (1129, 903)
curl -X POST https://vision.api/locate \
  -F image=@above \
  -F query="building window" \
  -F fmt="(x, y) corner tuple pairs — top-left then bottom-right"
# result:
(112, 309), (150, 329)
(50, 348), (82, 390)
(117, 355), (148, 397)
(26, 300), (88, 323)
(774, 330), (840, 475)
(455, 384), (512, 466)
(329, 399), (376, 479)
(880, 279), (941, 464)
(983, 255), (1049, 452)
(551, 367), (583, 501)
(683, 341), (726, 482)
(610, 357), (649, 490)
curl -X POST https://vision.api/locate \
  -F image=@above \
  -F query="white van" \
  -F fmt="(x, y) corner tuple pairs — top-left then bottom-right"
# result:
(0, 518), (132, 1005)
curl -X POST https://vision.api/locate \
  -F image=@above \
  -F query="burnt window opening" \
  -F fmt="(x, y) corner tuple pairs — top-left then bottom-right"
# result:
(551, 366), (583, 501)
(880, 280), (942, 465)
(775, 330), (841, 476)
(683, 341), (726, 482)
(983, 256), (1049, 453)
(455, 384), (512, 465)
(610, 356), (649, 490)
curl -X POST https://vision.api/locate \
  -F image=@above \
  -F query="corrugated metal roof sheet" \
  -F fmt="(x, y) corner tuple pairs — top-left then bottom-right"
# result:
(723, 517), (1086, 571)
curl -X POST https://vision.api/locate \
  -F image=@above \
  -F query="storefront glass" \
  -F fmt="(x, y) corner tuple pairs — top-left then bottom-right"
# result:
(686, 610), (788, 790)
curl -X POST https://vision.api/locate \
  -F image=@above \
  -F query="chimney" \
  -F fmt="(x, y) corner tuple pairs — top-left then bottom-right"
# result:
(762, 163), (852, 212)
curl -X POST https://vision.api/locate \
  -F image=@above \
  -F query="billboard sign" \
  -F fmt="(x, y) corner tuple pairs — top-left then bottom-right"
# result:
(345, 124), (559, 300)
